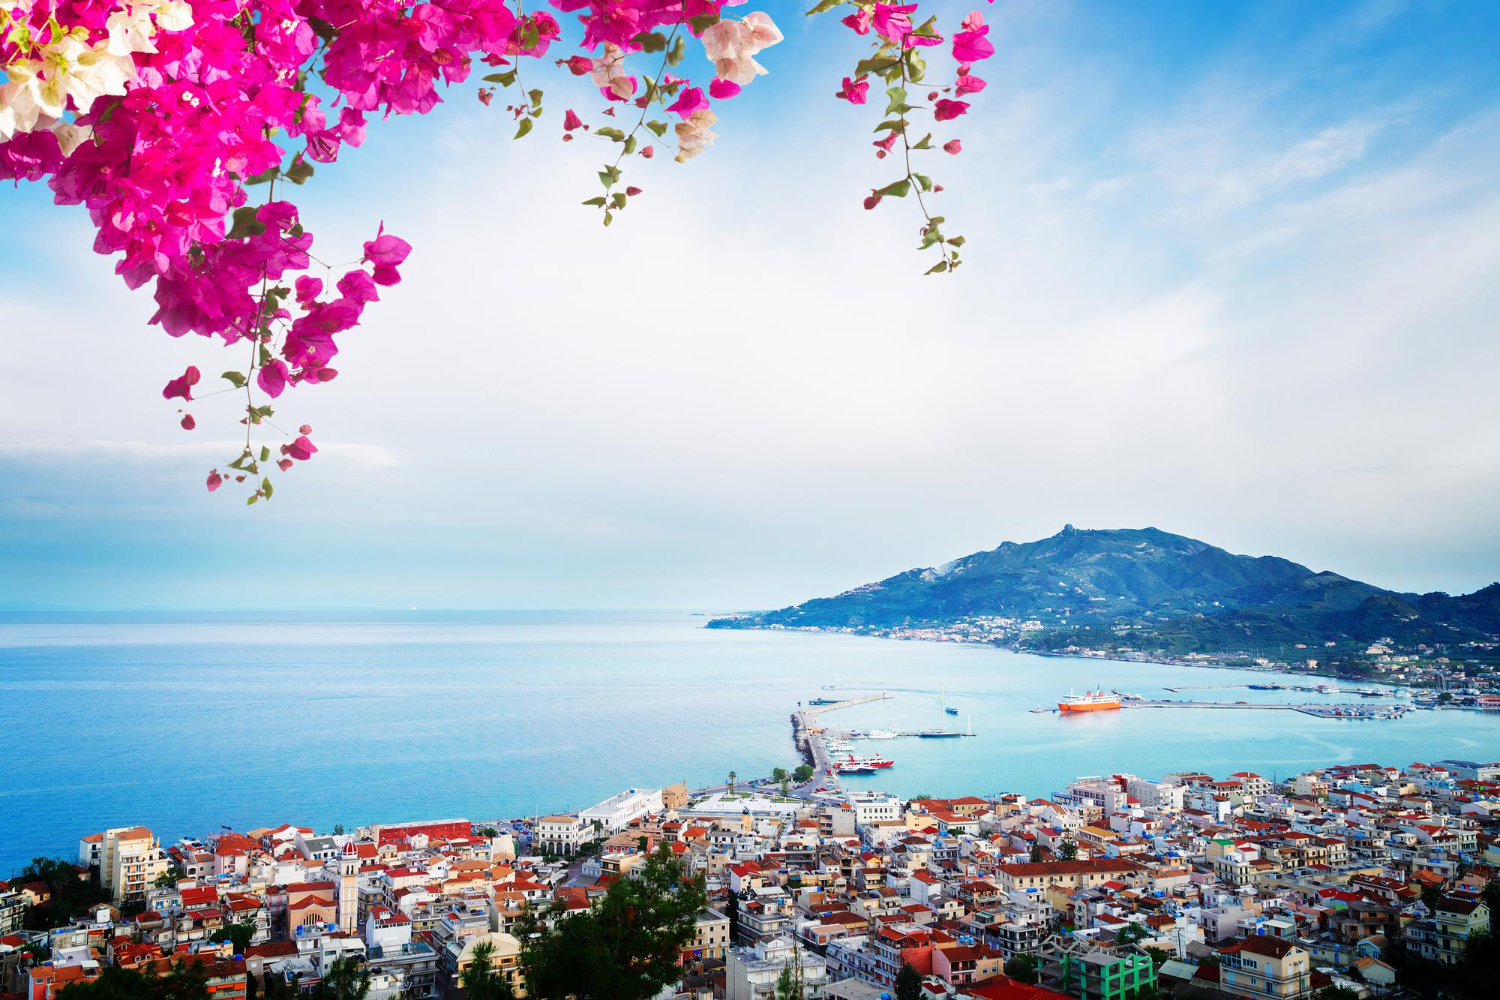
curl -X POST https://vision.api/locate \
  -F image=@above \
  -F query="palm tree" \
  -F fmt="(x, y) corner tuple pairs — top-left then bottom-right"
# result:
(727, 771), (737, 794)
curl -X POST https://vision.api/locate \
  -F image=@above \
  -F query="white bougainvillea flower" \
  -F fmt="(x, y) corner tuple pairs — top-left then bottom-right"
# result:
(52, 121), (94, 156)
(674, 109), (718, 162)
(701, 12), (783, 87)
(153, 1), (196, 32)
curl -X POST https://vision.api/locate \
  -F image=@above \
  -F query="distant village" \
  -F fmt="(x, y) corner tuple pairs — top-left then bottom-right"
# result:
(755, 617), (1500, 706)
(3, 758), (1497, 1000)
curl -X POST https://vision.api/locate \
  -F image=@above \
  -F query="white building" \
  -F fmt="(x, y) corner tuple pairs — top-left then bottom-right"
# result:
(726, 935), (829, 999)
(847, 792), (901, 827)
(580, 788), (664, 833)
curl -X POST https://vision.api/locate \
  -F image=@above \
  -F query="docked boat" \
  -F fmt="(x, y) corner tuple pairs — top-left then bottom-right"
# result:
(809, 697), (840, 706)
(1058, 690), (1122, 713)
(834, 759), (877, 774)
(918, 729), (962, 738)
(864, 729), (898, 740)
(841, 753), (894, 769)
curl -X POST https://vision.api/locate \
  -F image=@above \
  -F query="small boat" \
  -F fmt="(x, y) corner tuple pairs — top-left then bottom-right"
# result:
(918, 730), (962, 739)
(942, 679), (959, 715)
(809, 697), (840, 706)
(945, 706), (960, 715)
(864, 729), (898, 740)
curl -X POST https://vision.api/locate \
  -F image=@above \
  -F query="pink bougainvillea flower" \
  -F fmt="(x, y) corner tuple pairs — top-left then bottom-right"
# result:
(363, 225), (412, 287)
(181, 414), (196, 430)
(566, 55), (593, 75)
(944, 139), (963, 154)
(934, 99), (970, 121)
(563, 109), (584, 131)
(864, 194), (882, 210)
(299, 425), (313, 435)
(872, 4), (917, 43)
(874, 132), (899, 153)
(640, 145), (655, 158)
(626, 186), (643, 196)
(955, 74), (987, 97)
(287, 436), (318, 461)
(838, 77), (870, 104)
(667, 87), (710, 120)
(295, 276), (323, 304)
(277, 458), (294, 472)
(953, 12), (996, 63)
(258, 359), (290, 399)
(206, 471), (222, 493)
(709, 79), (741, 100)
(162, 367), (200, 402)
(478, 89), (493, 106)
(842, 9), (872, 35)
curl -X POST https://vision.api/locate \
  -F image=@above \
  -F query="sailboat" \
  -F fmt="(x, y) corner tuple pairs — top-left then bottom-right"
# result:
(942, 679), (959, 715)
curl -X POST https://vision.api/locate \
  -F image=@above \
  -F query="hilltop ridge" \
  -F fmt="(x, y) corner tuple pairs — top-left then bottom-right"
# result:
(707, 526), (1500, 663)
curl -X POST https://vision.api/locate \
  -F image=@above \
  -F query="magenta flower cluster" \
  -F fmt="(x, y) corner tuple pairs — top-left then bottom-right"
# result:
(1, 0), (997, 498)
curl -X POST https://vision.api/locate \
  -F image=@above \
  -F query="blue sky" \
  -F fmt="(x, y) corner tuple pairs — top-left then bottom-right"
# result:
(3, 0), (1499, 609)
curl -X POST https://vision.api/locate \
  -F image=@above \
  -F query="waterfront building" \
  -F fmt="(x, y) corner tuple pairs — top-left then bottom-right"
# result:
(580, 787), (666, 833)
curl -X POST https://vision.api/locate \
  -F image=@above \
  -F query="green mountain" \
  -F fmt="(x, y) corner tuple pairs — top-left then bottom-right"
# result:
(706, 525), (1500, 657)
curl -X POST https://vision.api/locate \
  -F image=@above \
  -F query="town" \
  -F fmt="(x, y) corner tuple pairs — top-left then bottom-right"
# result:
(2, 755), (1495, 1000)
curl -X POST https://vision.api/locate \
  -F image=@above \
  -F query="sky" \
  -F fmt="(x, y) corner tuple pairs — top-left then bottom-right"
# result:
(2, 0), (1499, 610)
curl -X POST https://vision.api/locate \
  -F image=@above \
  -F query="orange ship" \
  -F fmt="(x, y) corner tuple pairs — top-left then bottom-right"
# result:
(1058, 690), (1122, 713)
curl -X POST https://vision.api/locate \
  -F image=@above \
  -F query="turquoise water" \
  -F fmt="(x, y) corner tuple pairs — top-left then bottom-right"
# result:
(2, 611), (1496, 871)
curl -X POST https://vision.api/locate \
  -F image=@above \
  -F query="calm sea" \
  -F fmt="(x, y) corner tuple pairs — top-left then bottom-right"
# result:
(2, 610), (1497, 872)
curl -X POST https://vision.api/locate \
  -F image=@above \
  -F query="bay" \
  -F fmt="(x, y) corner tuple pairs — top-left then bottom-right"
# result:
(2, 610), (1496, 872)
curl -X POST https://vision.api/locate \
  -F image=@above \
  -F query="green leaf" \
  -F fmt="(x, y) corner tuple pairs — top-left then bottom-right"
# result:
(884, 87), (908, 115)
(259, 446), (270, 462)
(598, 165), (621, 189)
(527, 88), (544, 108)
(913, 173), (933, 191)
(514, 117), (533, 139)
(631, 31), (667, 53)
(805, 0), (843, 13)
(522, 21), (539, 50)
(284, 156), (314, 185)
(258, 345), (272, 366)
(595, 127), (627, 141)
(610, 192), (627, 209)
(603, 211), (614, 227)
(875, 179), (911, 198)
(873, 119), (906, 133)
(854, 57), (899, 77)
(925, 260), (949, 274)
(247, 494), (259, 505)
(905, 48), (927, 83)
(581, 197), (607, 207)
(666, 35), (686, 67)
(481, 72), (510, 84)
(244, 168), (278, 186)
(686, 14), (720, 32)
(262, 477), (274, 499)
(221, 371), (247, 388)
(646, 120), (668, 138)
(623, 135), (637, 155)
(227, 207), (265, 240)
(948, 236), (966, 247)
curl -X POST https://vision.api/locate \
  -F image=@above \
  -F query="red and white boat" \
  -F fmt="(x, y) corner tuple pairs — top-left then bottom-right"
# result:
(1058, 690), (1122, 713)
(843, 753), (894, 769)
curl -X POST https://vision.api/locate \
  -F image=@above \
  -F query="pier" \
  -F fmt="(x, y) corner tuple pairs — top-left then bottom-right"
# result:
(791, 694), (891, 777)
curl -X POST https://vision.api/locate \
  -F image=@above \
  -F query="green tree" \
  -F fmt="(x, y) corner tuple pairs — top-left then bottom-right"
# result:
(57, 961), (210, 999)
(727, 771), (737, 794)
(518, 844), (709, 1000)
(1029, 843), (1043, 863)
(793, 764), (814, 782)
(462, 941), (517, 1000)
(479, 827), (500, 838)
(1318, 987), (1359, 1000)
(1006, 955), (1040, 985)
(775, 959), (805, 1000)
(15, 856), (109, 930)
(309, 957), (369, 1000)
(154, 865), (186, 888)
(895, 962), (924, 1000)
(771, 767), (788, 784)
(1058, 837), (1079, 861)
(211, 917), (259, 955)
